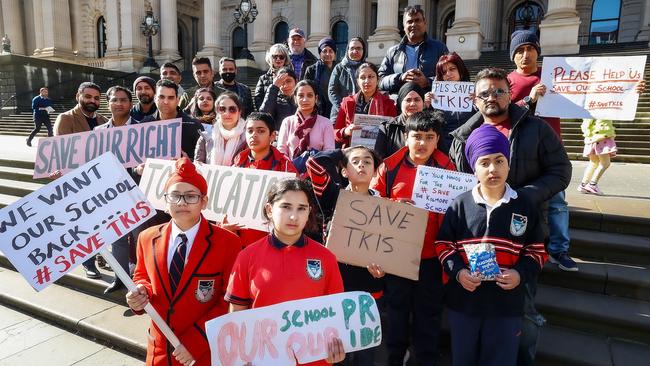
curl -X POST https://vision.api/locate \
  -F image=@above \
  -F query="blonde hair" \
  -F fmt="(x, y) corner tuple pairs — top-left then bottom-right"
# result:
(265, 43), (291, 69)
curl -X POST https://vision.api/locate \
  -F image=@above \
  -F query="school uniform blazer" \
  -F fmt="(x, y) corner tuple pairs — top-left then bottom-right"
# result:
(53, 105), (108, 136)
(132, 217), (241, 366)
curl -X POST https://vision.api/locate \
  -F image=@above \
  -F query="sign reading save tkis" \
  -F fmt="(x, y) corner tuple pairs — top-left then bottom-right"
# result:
(325, 190), (428, 280)
(206, 291), (382, 366)
(139, 159), (295, 231)
(0, 152), (155, 291)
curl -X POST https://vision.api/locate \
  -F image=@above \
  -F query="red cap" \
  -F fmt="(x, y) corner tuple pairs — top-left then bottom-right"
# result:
(163, 158), (208, 195)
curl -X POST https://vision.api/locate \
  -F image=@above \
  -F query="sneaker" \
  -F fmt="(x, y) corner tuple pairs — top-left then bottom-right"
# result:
(577, 184), (590, 194)
(584, 183), (604, 196)
(549, 252), (579, 272)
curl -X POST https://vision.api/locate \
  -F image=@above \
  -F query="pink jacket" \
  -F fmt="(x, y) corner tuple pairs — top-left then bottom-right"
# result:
(277, 114), (335, 159)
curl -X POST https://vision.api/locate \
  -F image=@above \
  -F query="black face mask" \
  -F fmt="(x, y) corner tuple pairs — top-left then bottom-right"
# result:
(220, 72), (236, 83)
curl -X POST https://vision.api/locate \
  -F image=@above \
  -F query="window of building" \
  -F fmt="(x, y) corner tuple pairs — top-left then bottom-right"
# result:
(274, 21), (289, 45)
(590, 0), (621, 44)
(96, 16), (107, 58)
(332, 21), (348, 61)
(509, 1), (543, 37)
(443, 11), (455, 44)
(232, 26), (246, 59)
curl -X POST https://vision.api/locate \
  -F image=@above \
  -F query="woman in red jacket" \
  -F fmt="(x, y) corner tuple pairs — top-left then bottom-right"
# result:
(333, 62), (397, 148)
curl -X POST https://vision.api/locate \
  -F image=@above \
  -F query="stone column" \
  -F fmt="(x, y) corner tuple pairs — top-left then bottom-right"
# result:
(39, 0), (74, 59)
(539, 0), (581, 55)
(105, 0), (120, 57)
(366, 0), (400, 64)
(637, 0), (650, 44)
(1, 0), (25, 54)
(306, 0), (331, 55)
(159, 0), (180, 61)
(117, 0), (147, 71)
(196, 0), (223, 68)
(479, 0), (497, 51)
(347, 0), (365, 39)
(249, 0), (271, 69)
(31, 0), (43, 55)
(446, 0), (482, 59)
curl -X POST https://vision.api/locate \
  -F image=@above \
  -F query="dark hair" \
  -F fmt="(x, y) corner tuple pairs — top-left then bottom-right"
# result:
(192, 56), (212, 69)
(160, 62), (181, 74)
(348, 37), (367, 61)
(219, 57), (237, 68)
(215, 92), (243, 112)
(77, 82), (101, 95)
(277, 66), (298, 81)
(435, 52), (470, 82)
(156, 79), (179, 96)
(262, 178), (318, 233)
(106, 85), (133, 101)
(246, 112), (276, 132)
(404, 5), (425, 20)
(475, 68), (510, 89)
(357, 62), (379, 79)
(405, 110), (445, 135)
(343, 146), (381, 172)
(189, 87), (217, 117)
(293, 80), (319, 115)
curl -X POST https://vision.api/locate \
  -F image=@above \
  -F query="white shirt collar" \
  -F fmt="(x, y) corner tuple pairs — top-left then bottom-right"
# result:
(167, 218), (202, 268)
(472, 183), (517, 228)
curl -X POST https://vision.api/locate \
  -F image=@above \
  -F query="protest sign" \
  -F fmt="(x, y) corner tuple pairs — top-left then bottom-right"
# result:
(325, 190), (427, 280)
(431, 81), (475, 112)
(139, 159), (295, 231)
(33, 118), (182, 178)
(206, 291), (381, 366)
(412, 166), (477, 214)
(536, 56), (647, 120)
(0, 152), (155, 291)
(351, 114), (392, 149)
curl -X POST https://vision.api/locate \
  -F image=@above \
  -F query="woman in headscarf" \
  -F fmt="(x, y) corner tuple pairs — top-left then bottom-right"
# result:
(194, 92), (246, 165)
(328, 37), (367, 120)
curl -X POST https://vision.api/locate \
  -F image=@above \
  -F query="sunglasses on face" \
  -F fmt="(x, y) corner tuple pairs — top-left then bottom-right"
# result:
(217, 105), (239, 114)
(476, 88), (509, 101)
(272, 54), (286, 60)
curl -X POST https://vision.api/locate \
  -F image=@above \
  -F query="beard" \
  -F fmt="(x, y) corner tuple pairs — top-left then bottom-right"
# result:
(80, 101), (99, 113)
(138, 95), (153, 104)
(482, 103), (507, 117)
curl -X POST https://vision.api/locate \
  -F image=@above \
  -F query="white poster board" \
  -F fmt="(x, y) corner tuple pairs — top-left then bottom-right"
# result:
(351, 114), (392, 149)
(411, 166), (477, 214)
(431, 81), (475, 112)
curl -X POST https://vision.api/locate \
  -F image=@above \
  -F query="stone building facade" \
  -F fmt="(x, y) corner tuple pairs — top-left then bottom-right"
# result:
(1, 0), (648, 72)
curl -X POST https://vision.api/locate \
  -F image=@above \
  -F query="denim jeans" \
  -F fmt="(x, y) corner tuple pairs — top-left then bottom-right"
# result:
(547, 191), (570, 255)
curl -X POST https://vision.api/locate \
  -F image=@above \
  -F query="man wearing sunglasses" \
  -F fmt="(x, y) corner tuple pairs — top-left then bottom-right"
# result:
(214, 57), (254, 119)
(448, 67), (571, 366)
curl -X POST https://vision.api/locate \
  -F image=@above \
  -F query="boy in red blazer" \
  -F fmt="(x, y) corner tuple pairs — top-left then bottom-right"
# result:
(126, 158), (241, 366)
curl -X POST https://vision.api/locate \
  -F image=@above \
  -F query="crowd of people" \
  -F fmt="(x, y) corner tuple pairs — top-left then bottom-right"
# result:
(28, 5), (647, 366)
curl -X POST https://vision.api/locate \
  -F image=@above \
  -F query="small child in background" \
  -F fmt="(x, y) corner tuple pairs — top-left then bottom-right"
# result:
(577, 119), (616, 196)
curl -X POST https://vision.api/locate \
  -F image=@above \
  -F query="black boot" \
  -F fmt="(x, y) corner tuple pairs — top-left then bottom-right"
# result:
(82, 259), (101, 279)
(104, 278), (125, 294)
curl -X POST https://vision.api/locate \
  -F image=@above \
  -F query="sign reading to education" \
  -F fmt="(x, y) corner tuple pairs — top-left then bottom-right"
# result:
(0, 152), (155, 291)
(351, 114), (392, 149)
(325, 190), (427, 280)
(536, 56), (647, 120)
(412, 166), (477, 214)
(206, 291), (382, 366)
(139, 159), (295, 231)
(33, 119), (182, 178)
(431, 81), (475, 112)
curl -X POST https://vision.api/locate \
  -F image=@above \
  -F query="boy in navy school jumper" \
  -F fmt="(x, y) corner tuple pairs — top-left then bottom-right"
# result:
(372, 110), (455, 366)
(435, 124), (548, 366)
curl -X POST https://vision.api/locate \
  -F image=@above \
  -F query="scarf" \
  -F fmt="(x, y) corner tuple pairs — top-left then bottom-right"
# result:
(293, 111), (318, 158)
(209, 117), (246, 166)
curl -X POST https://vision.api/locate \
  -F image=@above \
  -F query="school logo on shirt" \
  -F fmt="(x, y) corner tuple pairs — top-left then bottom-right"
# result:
(195, 280), (215, 303)
(510, 213), (528, 236)
(306, 259), (323, 280)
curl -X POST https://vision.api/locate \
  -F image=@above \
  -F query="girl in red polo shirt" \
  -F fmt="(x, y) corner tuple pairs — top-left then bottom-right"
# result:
(225, 178), (345, 365)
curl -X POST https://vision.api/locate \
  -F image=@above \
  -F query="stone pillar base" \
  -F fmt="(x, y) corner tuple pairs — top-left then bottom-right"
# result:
(156, 50), (181, 64)
(249, 43), (272, 70)
(539, 18), (581, 55)
(446, 27), (483, 60)
(366, 32), (401, 65)
(196, 47), (224, 70)
(34, 47), (76, 61)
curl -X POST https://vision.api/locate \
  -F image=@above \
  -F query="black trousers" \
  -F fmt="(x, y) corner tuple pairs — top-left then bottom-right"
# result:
(28, 115), (53, 141)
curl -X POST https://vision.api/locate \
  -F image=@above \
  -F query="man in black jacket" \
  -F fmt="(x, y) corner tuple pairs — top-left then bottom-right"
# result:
(287, 27), (317, 80)
(449, 68), (571, 366)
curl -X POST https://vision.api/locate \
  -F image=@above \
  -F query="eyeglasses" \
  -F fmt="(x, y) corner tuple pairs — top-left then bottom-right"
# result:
(272, 54), (286, 60)
(476, 88), (509, 101)
(164, 193), (203, 204)
(217, 105), (239, 114)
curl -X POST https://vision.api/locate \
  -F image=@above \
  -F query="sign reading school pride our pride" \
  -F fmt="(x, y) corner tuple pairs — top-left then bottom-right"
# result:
(325, 190), (427, 280)
(412, 166), (477, 214)
(536, 56), (647, 120)
(206, 291), (382, 366)
(0, 152), (155, 291)
(33, 118), (182, 179)
(431, 81), (475, 112)
(139, 159), (295, 231)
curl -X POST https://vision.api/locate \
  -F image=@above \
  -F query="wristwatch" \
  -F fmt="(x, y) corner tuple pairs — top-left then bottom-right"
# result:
(522, 96), (533, 109)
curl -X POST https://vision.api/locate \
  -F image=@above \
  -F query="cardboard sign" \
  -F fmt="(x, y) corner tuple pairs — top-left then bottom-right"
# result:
(33, 118), (182, 178)
(139, 159), (295, 231)
(431, 81), (475, 112)
(325, 190), (427, 280)
(536, 56), (647, 120)
(351, 114), (392, 149)
(412, 166), (477, 214)
(206, 291), (382, 366)
(0, 152), (155, 291)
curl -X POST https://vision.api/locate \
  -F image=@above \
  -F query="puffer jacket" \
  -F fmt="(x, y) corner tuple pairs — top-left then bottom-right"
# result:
(448, 104), (571, 205)
(328, 58), (362, 120)
(581, 119), (616, 144)
(254, 69), (276, 111)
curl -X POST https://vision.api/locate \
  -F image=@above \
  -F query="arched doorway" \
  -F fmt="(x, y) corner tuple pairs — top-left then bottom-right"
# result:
(274, 21), (289, 45)
(178, 20), (191, 70)
(590, 0), (621, 44)
(331, 21), (348, 61)
(442, 11), (455, 44)
(96, 16), (107, 58)
(232, 26), (246, 59)
(508, 1), (544, 40)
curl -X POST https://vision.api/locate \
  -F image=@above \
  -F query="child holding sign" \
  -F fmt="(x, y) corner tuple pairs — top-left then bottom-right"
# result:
(126, 158), (242, 366)
(371, 110), (455, 366)
(435, 125), (547, 366)
(225, 178), (346, 365)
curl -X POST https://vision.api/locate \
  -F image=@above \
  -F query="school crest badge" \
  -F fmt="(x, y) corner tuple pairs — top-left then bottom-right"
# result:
(195, 280), (215, 303)
(306, 259), (323, 280)
(510, 213), (528, 236)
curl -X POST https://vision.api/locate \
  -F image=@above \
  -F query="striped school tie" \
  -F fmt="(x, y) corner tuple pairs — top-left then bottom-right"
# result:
(169, 233), (188, 295)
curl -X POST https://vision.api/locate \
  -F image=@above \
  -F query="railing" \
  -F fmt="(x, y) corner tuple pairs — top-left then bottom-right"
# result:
(86, 59), (105, 68)
(0, 95), (16, 117)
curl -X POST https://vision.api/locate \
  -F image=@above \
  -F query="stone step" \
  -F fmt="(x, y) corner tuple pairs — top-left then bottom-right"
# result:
(568, 194), (650, 237)
(565, 146), (650, 155)
(0, 177), (44, 197)
(569, 228), (650, 265)
(567, 152), (650, 163)
(562, 139), (650, 149)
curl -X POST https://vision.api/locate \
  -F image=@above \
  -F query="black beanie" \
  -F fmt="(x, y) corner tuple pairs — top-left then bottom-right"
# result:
(509, 30), (541, 60)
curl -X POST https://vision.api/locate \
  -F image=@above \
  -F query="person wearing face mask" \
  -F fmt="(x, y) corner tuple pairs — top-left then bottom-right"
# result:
(304, 37), (338, 119)
(213, 57), (254, 119)
(328, 37), (367, 120)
